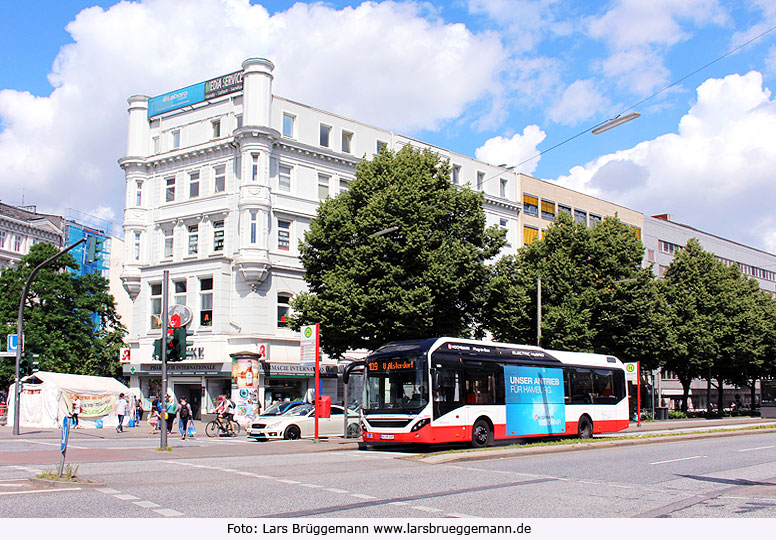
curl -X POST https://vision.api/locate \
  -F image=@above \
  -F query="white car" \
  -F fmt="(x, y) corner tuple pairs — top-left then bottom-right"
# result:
(247, 404), (361, 440)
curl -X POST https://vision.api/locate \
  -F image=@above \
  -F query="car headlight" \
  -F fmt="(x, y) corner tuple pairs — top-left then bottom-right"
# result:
(266, 421), (282, 430)
(410, 417), (430, 432)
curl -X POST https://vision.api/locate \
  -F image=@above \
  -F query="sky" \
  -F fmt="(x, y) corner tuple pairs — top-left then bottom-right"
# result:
(1, 0), (776, 251)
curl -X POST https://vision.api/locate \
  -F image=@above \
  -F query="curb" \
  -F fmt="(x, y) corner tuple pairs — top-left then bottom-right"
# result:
(409, 426), (776, 464)
(28, 477), (107, 489)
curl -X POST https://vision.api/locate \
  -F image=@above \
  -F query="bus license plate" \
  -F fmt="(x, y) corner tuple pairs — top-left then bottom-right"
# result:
(380, 434), (394, 440)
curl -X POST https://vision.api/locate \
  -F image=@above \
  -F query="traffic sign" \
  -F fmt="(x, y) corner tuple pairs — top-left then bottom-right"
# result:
(7, 334), (18, 352)
(624, 362), (638, 383)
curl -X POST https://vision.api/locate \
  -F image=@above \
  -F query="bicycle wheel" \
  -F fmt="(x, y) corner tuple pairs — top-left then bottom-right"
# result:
(205, 420), (219, 438)
(230, 421), (241, 435)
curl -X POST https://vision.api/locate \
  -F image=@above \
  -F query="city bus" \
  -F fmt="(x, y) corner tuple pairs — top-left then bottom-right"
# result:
(360, 337), (629, 447)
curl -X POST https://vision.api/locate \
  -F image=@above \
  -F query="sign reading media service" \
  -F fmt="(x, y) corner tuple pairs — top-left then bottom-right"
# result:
(504, 365), (565, 437)
(148, 70), (244, 117)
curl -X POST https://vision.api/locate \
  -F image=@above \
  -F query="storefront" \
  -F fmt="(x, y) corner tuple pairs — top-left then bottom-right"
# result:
(259, 362), (339, 408)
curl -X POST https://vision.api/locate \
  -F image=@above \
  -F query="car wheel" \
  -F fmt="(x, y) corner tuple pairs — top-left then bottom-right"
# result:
(471, 418), (493, 448)
(578, 415), (593, 439)
(284, 425), (301, 440)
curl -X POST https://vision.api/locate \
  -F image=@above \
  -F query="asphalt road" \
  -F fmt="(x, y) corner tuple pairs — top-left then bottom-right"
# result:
(0, 427), (774, 520)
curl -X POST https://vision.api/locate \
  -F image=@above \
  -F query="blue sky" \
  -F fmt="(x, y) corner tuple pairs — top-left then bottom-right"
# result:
(2, 0), (776, 251)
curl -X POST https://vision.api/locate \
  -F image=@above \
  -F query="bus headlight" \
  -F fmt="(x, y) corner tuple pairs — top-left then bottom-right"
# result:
(410, 417), (430, 432)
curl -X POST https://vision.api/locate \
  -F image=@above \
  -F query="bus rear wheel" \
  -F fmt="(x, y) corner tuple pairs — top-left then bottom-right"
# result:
(471, 419), (493, 448)
(578, 416), (593, 439)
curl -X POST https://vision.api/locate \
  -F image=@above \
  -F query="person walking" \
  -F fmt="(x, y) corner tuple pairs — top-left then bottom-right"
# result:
(177, 397), (193, 439)
(149, 407), (160, 434)
(71, 396), (81, 429)
(116, 393), (128, 433)
(135, 397), (144, 425)
(165, 396), (177, 434)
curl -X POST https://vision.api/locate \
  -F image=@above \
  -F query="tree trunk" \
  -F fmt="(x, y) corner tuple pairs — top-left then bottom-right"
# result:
(749, 379), (757, 414)
(716, 376), (725, 417)
(679, 377), (691, 412)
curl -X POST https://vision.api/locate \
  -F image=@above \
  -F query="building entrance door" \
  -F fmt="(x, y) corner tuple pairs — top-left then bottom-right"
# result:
(173, 383), (202, 420)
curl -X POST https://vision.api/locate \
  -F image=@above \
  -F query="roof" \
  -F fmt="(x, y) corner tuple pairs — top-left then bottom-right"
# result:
(22, 371), (129, 394)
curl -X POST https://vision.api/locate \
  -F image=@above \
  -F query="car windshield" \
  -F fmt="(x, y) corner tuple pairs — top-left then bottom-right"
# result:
(263, 402), (307, 416)
(284, 405), (313, 417)
(365, 354), (428, 413)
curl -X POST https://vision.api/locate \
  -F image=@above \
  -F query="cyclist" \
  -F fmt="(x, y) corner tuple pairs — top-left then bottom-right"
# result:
(216, 395), (236, 434)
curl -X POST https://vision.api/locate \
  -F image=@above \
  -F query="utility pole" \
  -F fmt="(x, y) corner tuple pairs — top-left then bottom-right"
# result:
(160, 270), (169, 449)
(14, 238), (85, 435)
(537, 276), (542, 347)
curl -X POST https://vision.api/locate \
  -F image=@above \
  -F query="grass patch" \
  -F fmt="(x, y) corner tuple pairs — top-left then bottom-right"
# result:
(412, 424), (776, 459)
(36, 464), (79, 481)
(156, 446), (172, 452)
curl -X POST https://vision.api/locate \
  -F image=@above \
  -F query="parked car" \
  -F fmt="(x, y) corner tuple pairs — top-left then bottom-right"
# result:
(260, 401), (309, 417)
(247, 404), (361, 440)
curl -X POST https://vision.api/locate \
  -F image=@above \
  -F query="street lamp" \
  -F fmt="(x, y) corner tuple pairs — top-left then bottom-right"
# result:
(592, 112), (640, 135)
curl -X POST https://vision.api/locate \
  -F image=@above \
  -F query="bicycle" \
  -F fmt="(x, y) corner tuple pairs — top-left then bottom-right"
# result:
(205, 415), (241, 437)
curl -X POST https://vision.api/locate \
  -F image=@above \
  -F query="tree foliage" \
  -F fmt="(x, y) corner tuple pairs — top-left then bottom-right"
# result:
(484, 212), (667, 367)
(0, 243), (127, 391)
(290, 146), (505, 358)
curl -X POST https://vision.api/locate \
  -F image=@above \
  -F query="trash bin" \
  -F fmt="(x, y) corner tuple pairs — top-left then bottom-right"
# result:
(655, 406), (669, 420)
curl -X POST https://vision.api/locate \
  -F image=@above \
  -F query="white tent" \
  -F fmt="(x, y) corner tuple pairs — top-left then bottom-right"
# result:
(6, 371), (131, 429)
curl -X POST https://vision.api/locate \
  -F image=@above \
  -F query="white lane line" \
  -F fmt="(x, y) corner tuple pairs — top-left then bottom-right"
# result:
(738, 445), (774, 453)
(446, 513), (478, 518)
(0, 487), (82, 496)
(133, 500), (161, 508)
(153, 508), (184, 517)
(323, 488), (349, 494)
(114, 494), (140, 501)
(350, 494), (377, 500)
(411, 505), (442, 513)
(277, 479), (301, 484)
(650, 455), (705, 465)
(299, 483), (321, 488)
(97, 487), (120, 494)
(388, 502), (409, 506)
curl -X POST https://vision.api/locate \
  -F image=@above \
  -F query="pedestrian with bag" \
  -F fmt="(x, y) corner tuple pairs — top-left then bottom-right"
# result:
(165, 396), (177, 434)
(177, 397), (193, 439)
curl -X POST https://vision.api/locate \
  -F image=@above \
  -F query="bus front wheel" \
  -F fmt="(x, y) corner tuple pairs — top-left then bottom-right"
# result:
(471, 419), (493, 448)
(578, 416), (593, 439)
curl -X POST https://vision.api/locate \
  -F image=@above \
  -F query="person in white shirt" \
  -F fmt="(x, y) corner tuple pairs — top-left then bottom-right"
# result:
(71, 397), (81, 429)
(116, 393), (128, 433)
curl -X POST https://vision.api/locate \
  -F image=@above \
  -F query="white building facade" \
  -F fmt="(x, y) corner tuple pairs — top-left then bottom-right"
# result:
(119, 58), (520, 415)
(0, 203), (64, 269)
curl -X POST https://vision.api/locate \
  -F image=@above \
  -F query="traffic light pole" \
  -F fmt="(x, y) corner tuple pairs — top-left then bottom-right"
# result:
(13, 238), (86, 436)
(160, 270), (169, 449)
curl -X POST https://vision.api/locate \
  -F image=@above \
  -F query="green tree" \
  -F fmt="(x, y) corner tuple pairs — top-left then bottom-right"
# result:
(484, 212), (666, 368)
(290, 146), (505, 358)
(0, 243), (126, 390)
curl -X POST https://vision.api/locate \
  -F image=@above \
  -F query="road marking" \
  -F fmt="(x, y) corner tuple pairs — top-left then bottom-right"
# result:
(350, 494), (377, 500)
(278, 479), (301, 484)
(0, 487), (81, 496)
(114, 493), (140, 501)
(133, 500), (161, 508)
(97, 487), (120, 494)
(650, 455), (705, 465)
(323, 488), (348, 493)
(299, 483), (321, 488)
(388, 502), (409, 506)
(411, 505), (442, 513)
(738, 445), (774, 452)
(153, 508), (184, 517)
(446, 513), (478, 518)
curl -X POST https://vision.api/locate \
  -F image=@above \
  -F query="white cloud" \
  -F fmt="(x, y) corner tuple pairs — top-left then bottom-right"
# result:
(0, 0), (506, 225)
(474, 125), (547, 174)
(548, 79), (611, 125)
(555, 71), (776, 252)
(585, 0), (728, 95)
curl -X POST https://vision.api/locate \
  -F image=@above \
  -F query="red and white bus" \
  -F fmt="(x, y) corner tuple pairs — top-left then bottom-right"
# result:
(361, 337), (629, 447)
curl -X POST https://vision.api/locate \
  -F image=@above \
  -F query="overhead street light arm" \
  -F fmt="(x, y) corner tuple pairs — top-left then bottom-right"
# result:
(592, 112), (641, 135)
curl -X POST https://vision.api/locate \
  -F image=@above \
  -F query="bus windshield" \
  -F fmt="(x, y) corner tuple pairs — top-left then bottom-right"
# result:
(365, 354), (428, 413)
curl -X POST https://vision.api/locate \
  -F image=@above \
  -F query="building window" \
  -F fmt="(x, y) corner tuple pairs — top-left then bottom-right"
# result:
(213, 220), (224, 252)
(135, 181), (143, 206)
(541, 200), (555, 221)
(499, 178), (507, 198)
(163, 229), (174, 259)
(499, 218), (510, 246)
(523, 226), (539, 245)
(282, 113), (295, 137)
(318, 173), (330, 200)
(214, 165), (225, 193)
(659, 240), (682, 255)
(342, 130), (353, 153)
(278, 164), (291, 192)
(200, 277), (213, 327)
(631, 226), (642, 240)
(376, 140), (387, 153)
(13, 235), (22, 252)
(589, 214), (602, 227)
(133, 232), (141, 261)
(171, 129), (180, 149)
(174, 280), (187, 306)
(153, 136), (160, 154)
(476, 171), (485, 191)
(165, 177), (175, 202)
(277, 294), (291, 327)
(252, 154), (259, 182)
(211, 119), (221, 139)
(339, 178), (349, 193)
(523, 194), (538, 217)
(647, 249), (655, 262)
(558, 203), (571, 216)
(150, 283), (162, 329)
(235, 114), (243, 129)
(250, 211), (257, 244)
(574, 209), (587, 226)
(0, 231), (5, 248)
(320, 124), (331, 147)
(278, 220), (290, 251)
(189, 171), (200, 198)
(452, 165), (461, 185)
(187, 225), (198, 255)
(658, 265), (668, 277)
